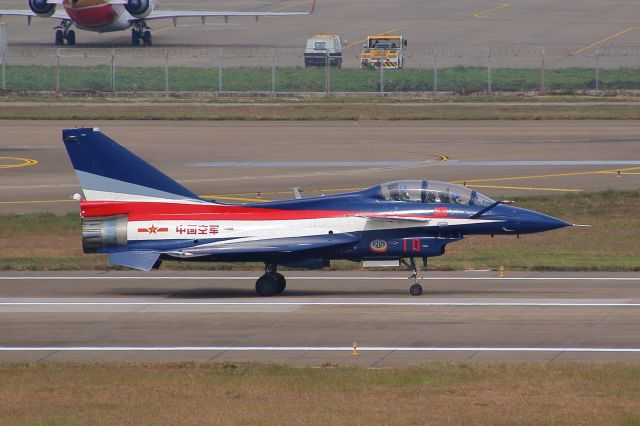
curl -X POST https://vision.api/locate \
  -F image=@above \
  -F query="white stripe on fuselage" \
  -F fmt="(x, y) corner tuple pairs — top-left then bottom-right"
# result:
(128, 217), (502, 247)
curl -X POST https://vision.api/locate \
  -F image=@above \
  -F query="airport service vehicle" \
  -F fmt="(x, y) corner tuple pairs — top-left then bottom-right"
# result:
(0, 0), (315, 46)
(304, 34), (342, 68)
(360, 34), (407, 69)
(63, 128), (572, 297)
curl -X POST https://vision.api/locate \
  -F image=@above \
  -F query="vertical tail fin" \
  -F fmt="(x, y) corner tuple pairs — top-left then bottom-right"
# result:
(63, 127), (202, 203)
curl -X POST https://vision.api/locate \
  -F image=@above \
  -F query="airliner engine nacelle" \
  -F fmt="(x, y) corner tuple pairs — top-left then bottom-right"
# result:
(28, 0), (55, 17)
(125, 0), (157, 18)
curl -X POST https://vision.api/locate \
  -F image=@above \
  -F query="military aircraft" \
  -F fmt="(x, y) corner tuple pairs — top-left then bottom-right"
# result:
(63, 127), (572, 296)
(0, 0), (315, 46)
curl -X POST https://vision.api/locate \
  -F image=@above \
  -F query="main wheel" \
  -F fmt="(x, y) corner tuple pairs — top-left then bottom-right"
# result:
(55, 30), (64, 46)
(409, 283), (423, 296)
(131, 30), (140, 47)
(256, 274), (278, 297)
(66, 30), (76, 46)
(142, 31), (152, 47)
(274, 272), (286, 295)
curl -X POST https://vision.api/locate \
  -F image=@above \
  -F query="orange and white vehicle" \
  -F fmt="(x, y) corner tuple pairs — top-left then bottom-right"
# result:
(360, 34), (407, 69)
(0, 0), (315, 46)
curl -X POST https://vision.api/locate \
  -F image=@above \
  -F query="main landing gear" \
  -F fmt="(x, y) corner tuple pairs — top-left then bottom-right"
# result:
(54, 20), (76, 46)
(255, 263), (286, 297)
(403, 257), (424, 296)
(131, 21), (152, 47)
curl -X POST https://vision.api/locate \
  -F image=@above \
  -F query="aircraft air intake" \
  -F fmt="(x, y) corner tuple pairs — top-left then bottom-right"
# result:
(28, 0), (55, 17)
(82, 216), (128, 253)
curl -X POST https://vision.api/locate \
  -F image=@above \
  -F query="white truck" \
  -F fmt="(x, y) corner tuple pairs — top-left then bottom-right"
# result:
(304, 34), (343, 68)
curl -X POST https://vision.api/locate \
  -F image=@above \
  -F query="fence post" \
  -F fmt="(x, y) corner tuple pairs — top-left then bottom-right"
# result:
(111, 49), (116, 93)
(379, 59), (384, 93)
(487, 48), (492, 94)
(0, 23), (6, 91)
(595, 46), (600, 91)
(218, 48), (223, 93)
(55, 48), (61, 94)
(271, 49), (276, 95)
(539, 47), (545, 94)
(433, 52), (438, 95)
(164, 49), (169, 94)
(325, 50), (330, 94)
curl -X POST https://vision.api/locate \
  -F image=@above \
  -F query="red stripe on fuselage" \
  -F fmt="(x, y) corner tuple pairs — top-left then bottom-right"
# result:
(79, 201), (439, 221)
(64, 4), (119, 28)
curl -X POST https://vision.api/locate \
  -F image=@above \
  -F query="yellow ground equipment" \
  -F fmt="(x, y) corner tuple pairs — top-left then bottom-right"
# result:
(360, 34), (408, 69)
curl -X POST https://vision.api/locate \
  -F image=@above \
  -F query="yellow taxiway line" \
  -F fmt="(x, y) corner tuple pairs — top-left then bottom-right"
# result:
(472, 3), (510, 19)
(342, 28), (402, 50)
(4, 163), (636, 205)
(572, 27), (638, 55)
(0, 157), (39, 169)
(464, 184), (582, 192)
(459, 166), (640, 184)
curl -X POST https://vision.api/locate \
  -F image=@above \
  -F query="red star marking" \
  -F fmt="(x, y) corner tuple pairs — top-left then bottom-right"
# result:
(148, 224), (159, 235)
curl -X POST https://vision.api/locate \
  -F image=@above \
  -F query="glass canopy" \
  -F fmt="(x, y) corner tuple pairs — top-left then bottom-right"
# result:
(378, 180), (494, 206)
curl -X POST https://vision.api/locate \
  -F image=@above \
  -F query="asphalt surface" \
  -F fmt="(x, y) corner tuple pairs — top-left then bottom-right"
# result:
(1, 120), (639, 214)
(0, 271), (639, 365)
(2, 0), (640, 67)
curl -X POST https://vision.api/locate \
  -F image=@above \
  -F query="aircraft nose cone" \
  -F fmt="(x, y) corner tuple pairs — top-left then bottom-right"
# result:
(526, 212), (571, 232)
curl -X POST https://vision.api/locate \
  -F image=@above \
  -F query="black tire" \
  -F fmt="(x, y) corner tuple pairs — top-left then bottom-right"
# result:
(142, 31), (152, 47)
(409, 283), (423, 296)
(256, 274), (278, 297)
(131, 30), (140, 47)
(55, 30), (64, 46)
(66, 30), (76, 46)
(274, 272), (286, 295)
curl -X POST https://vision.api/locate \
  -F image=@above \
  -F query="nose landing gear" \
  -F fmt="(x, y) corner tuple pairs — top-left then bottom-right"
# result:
(403, 257), (424, 296)
(255, 263), (286, 296)
(132, 21), (152, 46)
(54, 20), (76, 46)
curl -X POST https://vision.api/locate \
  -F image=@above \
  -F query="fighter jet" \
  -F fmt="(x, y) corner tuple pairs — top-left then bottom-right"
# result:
(0, 0), (315, 46)
(63, 128), (572, 296)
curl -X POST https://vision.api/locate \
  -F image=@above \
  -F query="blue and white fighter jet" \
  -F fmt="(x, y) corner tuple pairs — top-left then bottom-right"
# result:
(63, 128), (572, 296)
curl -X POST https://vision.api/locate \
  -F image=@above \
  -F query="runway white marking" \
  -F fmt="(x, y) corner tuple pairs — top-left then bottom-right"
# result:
(1, 276), (639, 281)
(1, 346), (639, 352)
(1, 301), (639, 307)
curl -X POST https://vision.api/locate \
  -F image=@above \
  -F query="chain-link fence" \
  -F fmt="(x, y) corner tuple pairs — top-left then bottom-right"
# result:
(2, 43), (640, 94)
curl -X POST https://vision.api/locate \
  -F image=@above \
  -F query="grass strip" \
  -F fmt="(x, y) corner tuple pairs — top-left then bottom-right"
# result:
(4, 65), (640, 93)
(1, 362), (639, 425)
(1, 190), (638, 272)
(2, 103), (640, 120)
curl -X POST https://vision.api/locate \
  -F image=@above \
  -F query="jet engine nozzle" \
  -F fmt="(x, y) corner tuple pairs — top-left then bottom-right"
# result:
(28, 0), (56, 17)
(82, 216), (128, 253)
(125, 0), (156, 18)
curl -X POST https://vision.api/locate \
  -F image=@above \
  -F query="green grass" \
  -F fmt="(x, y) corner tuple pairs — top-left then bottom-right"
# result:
(4, 64), (640, 93)
(1, 190), (639, 271)
(1, 362), (640, 425)
(2, 102), (640, 121)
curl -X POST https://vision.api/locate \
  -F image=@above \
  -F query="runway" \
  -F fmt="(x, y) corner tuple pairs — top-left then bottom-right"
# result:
(1, 271), (639, 365)
(1, 120), (639, 214)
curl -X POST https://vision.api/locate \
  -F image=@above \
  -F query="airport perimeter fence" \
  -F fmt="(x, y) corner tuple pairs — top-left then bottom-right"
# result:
(2, 43), (640, 95)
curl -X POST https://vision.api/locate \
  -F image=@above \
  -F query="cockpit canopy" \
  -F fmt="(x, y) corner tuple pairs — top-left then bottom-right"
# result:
(378, 180), (494, 206)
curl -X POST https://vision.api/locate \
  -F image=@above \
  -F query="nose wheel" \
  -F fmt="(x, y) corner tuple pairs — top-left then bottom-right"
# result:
(409, 283), (423, 296)
(403, 257), (425, 296)
(54, 21), (76, 46)
(132, 21), (152, 46)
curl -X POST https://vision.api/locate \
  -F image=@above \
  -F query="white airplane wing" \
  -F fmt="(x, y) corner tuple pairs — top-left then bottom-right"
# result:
(0, 9), (69, 20)
(144, 0), (316, 22)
